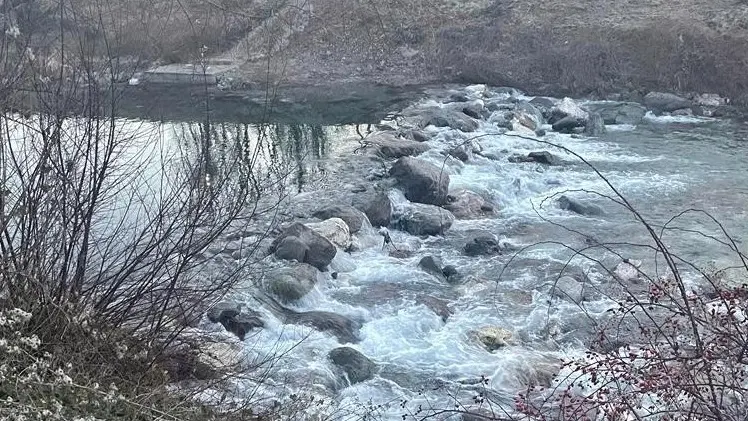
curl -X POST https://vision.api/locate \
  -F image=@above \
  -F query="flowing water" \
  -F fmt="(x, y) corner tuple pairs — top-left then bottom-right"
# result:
(201, 87), (748, 420)
(12, 85), (748, 419)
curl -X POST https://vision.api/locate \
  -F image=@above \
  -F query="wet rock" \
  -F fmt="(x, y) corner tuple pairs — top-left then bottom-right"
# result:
(529, 96), (557, 116)
(448, 100), (485, 120)
(587, 102), (646, 125)
(550, 276), (587, 303)
(644, 92), (692, 114)
(410, 130), (430, 143)
(388, 249), (416, 259)
(557, 195), (604, 216)
(419, 108), (479, 132)
(416, 295), (453, 322)
(358, 192), (392, 228)
(389, 157), (450, 206)
(329, 347), (377, 384)
(584, 112), (606, 136)
(207, 302), (240, 324)
(552, 115), (585, 133)
(305, 218), (351, 249)
(313, 205), (368, 233)
(471, 326), (513, 351)
(551, 97), (589, 121)
(509, 151), (560, 166)
(290, 311), (361, 343)
(442, 264), (460, 281)
(464, 231), (502, 256)
(397, 203), (455, 236)
(223, 312), (265, 340)
(514, 102), (544, 130)
(271, 223), (336, 270)
(614, 259), (642, 283)
(488, 112), (513, 130)
(273, 236), (308, 263)
(443, 189), (496, 219)
(366, 132), (430, 159)
(671, 108), (693, 117)
(448, 145), (472, 162)
(418, 255), (446, 281)
(535, 128), (547, 137)
(265, 263), (319, 302)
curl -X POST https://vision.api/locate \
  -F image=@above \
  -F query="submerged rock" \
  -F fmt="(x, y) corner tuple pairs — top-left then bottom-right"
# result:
(471, 326), (513, 351)
(552, 115), (585, 133)
(305, 218), (351, 249)
(271, 223), (337, 270)
(443, 189), (496, 219)
(287, 311), (361, 344)
(397, 203), (455, 236)
(329, 347), (377, 385)
(390, 157), (450, 206)
(550, 276), (587, 304)
(557, 195), (604, 216)
(313, 205), (368, 233)
(416, 295), (453, 322)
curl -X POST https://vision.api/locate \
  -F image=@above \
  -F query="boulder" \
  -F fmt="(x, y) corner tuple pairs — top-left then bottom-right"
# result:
(366, 133), (430, 159)
(265, 263), (319, 302)
(488, 112), (513, 130)
(552, 115), (585, 133)
(644, 92), (692, 114)
(515, 102), (545, 130)
(222, 312), (265, 340)
(551, 276), (587, 303)
(552, 97), (589, 121)
(472, 326), (513, 351)
(588, 102), (646, 125)
(419, 255), (446, 281)
(584, 112), (606, 136)
(305, 218), (351, 249)
(206, 303), (265, 340)
(529, 97), (557, 117)
(389, 157), (450, 206)
(442, 265), (461, 284)
(273, 236), (309, 263)
(271, 223), (337, 270)
(397, 203), (455, 236)
(557, 195), (604, 217)
(443, 189), (496, 219)
(329, 347), (377, 384)
(410, 130), (430, 143)
(419, 108), (479, 132)
(614, 259), (642, 283)
(447, 100), (485, 120)
(464, 231), (502, 256)
(448, 145), (472, 162)
(358, 192), (392, 228)
(313, 205), (368, 233)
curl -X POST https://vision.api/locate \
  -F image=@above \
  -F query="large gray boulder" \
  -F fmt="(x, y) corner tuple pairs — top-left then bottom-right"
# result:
(313, 205), (368, 233)
(447, 100), (486, 120)
(418, 255), (446, 282)
(644, 92), (692, 114)
(357, 192), (392, 228)
(397, 203), (455, 236)
(329, 347), (377, 385)
(552, 115), (585, 133)
(557, 195), (604, 216)
(265, 263), (320, 302)
(389, 157), (450, 206)
(271, 223), (336, 270)
(419, 108), (479, 132)
(365, 133), (430, 159)
(305, 218), (351, 250)
(443, 189), (496, 219)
